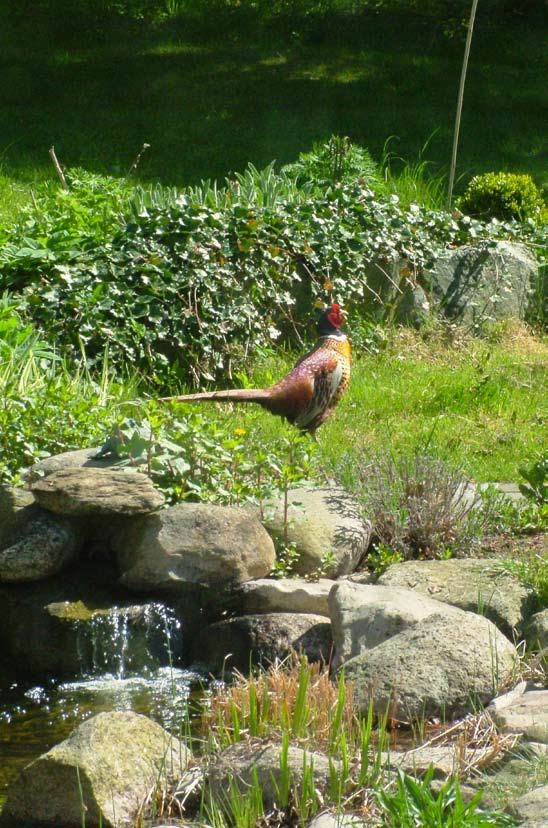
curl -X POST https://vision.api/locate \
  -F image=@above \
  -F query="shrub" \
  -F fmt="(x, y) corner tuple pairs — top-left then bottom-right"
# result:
(353, 452), (489, 566)
(458, 172), (546, 223)
(0, 155), (543, 388)
(281, 135), (382, 189)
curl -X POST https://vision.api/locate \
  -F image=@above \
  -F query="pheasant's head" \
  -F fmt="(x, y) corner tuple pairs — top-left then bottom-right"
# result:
(317, 302), (345, 336)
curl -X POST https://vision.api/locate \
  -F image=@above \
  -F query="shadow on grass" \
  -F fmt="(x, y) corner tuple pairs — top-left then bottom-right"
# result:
(0, 8), (546, 188)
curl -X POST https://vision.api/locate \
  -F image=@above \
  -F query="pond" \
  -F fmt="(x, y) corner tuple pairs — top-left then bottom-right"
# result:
(0, 600), (206, 809)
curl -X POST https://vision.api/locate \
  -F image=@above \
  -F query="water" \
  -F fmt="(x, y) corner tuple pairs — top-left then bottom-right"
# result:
(0, 601), (205, 806)
(73, 601), (185, 678)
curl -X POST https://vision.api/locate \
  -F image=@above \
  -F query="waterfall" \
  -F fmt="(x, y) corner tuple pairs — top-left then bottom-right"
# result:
(75, 602), (183, 679)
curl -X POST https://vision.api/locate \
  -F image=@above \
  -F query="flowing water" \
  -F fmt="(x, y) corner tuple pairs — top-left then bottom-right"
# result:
(0, 602), (205, 807)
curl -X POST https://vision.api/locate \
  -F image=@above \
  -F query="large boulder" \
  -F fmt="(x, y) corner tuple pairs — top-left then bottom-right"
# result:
(0, 485), (35, 545)
(525, 609), (548, 650)
(191, 612), (332, 673)
(263, 486), (371, 578)
(0, 711), (191, 828)
(427, 240), (538, 326)
(23, 446), (130, 482)
(377, 558), (531, 635)
(31, 467), (165, 515)
(238, 577), (335, 617)
(507, 785), (548, 828)
(341, 611), (517, 720)
(328, 581), (462, 667)
(114, 503), (276, 591)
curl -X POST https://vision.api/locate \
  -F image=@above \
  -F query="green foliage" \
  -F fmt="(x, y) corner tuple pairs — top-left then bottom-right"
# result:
(479, 456), (548, 536)
(377, 767), (518, 827)
(282, 135), (382, 189)
(366, 542), (405, 576)
(458, 172), (546, 223)
(0, 291), (136, 484)
(495, 552), (548, 607)
(92, 413), (318, 507)
(1, 160), (540, 389)
(0, 168), (133, 263)
(519, 453), (548, 506)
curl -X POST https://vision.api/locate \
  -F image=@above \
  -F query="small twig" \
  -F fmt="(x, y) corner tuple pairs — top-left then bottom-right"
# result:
(125, 142), (151, 180)
(49, 146), (69, 190)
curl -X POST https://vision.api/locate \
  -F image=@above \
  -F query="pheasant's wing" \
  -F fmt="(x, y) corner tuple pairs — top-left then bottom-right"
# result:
(296, 361), (343, 431)
(265, 345), (343, 429)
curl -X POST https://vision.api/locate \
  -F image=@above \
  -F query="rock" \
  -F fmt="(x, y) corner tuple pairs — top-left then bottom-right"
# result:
(0, 711), (190, 828)
(526, 609), (548, 649)
(393, 282), (431, 327)
(385, 744), (486, 778)
(208, 738), (339, 808)
(114, 503), (276, 591)
(308, 813), (363, 828)
(488, 681), (528, 713)
(31, 467), (165, 515)
(23, 446), (132, 482)
(427, 241), (538, 326)
(490, 689), (548, 744)
(263, 486), (371, 578)
(377, 558), (531, 635)
(0, 485), (35, 546)
(507, 785), (548, 828)
(239, 578), (335, 617)
(191, 612), (332, 673)
(0, 505), (79, 583)
(341, 611), (517, 720)
(328, 581), (463, 667)
(525, 742), (548, 758)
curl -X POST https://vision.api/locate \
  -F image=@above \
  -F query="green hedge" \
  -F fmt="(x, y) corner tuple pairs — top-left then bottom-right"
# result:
(0, 160), (542, 388)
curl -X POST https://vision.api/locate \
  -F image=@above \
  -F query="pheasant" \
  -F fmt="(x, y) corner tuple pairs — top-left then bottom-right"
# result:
(159, 303), (351, 434)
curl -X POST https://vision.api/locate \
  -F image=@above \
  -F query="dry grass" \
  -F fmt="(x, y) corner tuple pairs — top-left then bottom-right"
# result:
(199, 654), (360, 753)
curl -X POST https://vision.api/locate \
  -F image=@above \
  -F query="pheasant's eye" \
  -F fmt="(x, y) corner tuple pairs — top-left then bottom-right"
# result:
(327, 305), (343, 327)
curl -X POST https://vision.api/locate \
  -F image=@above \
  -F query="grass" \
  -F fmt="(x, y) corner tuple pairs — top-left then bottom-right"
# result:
(478, 749), (548, 813)
(2, 320), (546, 488)
(241, 322), (548, 484)
(0, 6), (546, 206)
(146, 655), (520, 828)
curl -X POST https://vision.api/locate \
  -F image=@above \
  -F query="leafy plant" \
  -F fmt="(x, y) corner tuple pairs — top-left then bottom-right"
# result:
(377, 767), (518, 827)
(457, 172), (546, 223)
(92, 413), (319, 507)
(282, 134), (382, 189)
(3, 144), (543, 390)
(495, 553), (548, 607)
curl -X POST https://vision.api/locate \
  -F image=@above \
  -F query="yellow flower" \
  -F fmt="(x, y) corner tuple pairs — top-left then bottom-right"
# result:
(234, 428), (247, 437)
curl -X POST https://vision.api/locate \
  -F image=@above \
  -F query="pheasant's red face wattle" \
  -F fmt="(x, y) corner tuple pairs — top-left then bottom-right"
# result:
(327, 303), (343, 328)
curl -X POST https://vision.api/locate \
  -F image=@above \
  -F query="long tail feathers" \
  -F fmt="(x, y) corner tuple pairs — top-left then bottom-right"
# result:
(159, 388), (271, 405)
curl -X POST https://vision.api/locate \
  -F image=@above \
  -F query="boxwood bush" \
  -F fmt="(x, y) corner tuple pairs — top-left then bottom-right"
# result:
(458, 172), (546, 223)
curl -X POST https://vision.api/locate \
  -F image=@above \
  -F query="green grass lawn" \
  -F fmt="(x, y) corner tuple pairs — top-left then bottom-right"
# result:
(3, 323), (546, 489)
(164, 323), (548, 485)
(0, 7), (546, 204)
